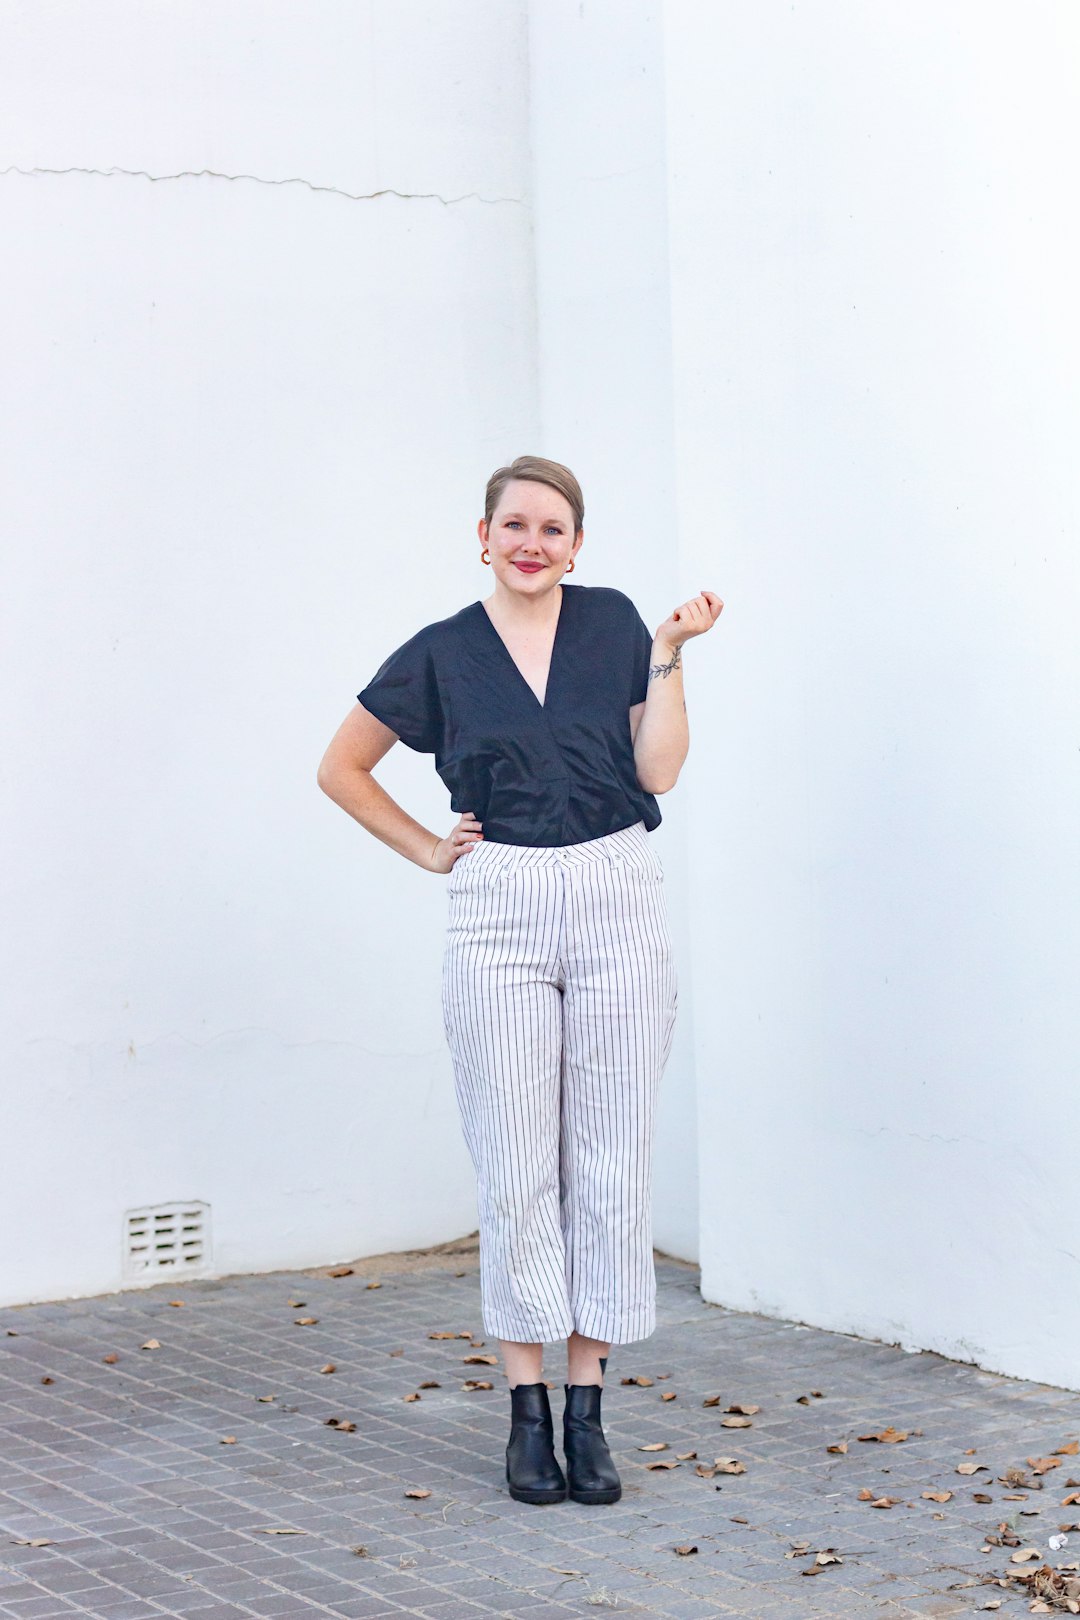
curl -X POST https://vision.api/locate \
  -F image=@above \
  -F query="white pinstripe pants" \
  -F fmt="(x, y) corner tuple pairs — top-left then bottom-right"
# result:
(441, 819), (678, 1345)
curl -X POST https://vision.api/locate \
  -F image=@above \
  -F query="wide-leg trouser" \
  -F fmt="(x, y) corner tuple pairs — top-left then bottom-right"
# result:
(441, 819), (678, 1345)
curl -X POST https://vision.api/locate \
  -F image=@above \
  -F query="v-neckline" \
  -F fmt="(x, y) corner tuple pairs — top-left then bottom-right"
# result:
(474, 584), (571, 711)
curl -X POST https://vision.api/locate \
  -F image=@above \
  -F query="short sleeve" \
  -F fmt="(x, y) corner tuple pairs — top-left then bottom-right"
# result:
(629, 602), (655, 705)
(357, 630), (442, 754)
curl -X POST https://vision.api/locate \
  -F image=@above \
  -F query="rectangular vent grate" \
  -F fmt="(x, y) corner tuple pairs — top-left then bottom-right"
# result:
(124, 1201), (212, 1281)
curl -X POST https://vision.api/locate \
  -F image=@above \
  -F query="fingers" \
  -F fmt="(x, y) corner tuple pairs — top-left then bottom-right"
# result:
(673, 591), (724, 633)
(455, 809), (483, 846)
(673, 598), (706, 628)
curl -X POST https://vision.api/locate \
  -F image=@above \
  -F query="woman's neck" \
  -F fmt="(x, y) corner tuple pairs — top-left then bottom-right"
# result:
(483, 581), (564, 632)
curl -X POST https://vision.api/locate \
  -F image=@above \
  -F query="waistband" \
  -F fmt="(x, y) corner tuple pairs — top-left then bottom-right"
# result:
(464, 819), (650, 872)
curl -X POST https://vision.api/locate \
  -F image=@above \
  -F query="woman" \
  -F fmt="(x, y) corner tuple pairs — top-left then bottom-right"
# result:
(318, 455), (723, 1507)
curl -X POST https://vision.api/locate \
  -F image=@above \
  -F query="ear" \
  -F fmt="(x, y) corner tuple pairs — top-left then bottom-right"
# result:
(477, 516), (488, 544)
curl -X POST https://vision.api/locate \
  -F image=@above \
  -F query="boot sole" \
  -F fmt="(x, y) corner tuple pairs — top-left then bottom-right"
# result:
(568, 1483), (622, 1504)
(507, 1479), (567, 1504)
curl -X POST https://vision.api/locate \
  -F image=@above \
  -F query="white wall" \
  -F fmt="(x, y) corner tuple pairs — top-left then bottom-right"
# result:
(5, 0), (1077, 1392)
(1, 0), (537, 1304)
(663, 1), (1080, 1389)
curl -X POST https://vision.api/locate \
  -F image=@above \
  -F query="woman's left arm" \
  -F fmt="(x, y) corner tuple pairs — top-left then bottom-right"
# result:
(631, 590), (724, 794)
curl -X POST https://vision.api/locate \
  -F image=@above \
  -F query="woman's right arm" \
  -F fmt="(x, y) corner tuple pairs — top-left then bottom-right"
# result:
(317, 702), (480, 873)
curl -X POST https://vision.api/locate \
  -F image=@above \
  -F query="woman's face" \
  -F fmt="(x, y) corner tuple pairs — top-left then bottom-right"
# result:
(479, 478), (582, 597)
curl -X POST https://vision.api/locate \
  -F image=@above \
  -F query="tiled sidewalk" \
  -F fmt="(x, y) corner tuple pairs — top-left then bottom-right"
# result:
(2, 1243), (1078, 1620)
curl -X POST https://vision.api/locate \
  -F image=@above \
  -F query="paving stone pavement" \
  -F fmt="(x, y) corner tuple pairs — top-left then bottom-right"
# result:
(2, 1244), (1078, 1620)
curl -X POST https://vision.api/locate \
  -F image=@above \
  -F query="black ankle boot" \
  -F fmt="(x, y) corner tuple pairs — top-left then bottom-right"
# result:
(505, 1382), (567, 1504)
(563, 1382), (622, 1504)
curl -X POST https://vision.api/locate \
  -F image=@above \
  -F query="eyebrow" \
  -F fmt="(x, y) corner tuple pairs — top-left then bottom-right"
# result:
(501, 513), (566, 524)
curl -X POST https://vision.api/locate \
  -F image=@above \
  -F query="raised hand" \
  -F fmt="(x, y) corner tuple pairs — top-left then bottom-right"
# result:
(655, 590), (723, 650)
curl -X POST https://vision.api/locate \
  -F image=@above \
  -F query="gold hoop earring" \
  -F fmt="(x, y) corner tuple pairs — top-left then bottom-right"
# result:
(565, 556), (575, 572)
(481, 548), (491, 565)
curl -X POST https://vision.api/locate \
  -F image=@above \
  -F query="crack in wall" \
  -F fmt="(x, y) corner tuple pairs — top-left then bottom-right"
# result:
(2, 163), (524, 207)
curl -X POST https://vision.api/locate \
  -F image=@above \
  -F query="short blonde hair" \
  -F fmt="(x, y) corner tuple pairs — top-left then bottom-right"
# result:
(484, 455), (584, 535)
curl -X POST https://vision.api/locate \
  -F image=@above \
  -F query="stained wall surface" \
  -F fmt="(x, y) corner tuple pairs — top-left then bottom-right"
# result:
(1, 1), (542, 1303)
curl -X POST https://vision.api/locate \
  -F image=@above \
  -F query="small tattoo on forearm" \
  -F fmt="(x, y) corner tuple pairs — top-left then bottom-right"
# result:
(648, 644), (682, 682)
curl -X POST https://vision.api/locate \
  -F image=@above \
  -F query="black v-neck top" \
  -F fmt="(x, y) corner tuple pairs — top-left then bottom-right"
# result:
(356, 583), (662, 847)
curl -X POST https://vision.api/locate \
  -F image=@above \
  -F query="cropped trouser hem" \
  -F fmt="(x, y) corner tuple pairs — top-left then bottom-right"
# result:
(442, 820), (678, 1358)
(488, 1302), (663, 1341)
